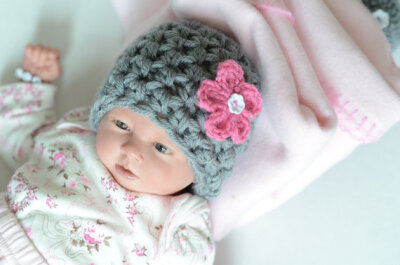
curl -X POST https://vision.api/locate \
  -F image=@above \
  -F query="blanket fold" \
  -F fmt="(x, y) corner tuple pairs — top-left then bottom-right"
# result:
(110, 0), (400, 240)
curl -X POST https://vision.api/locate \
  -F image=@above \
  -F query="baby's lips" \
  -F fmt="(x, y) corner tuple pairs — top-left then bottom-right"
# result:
(115, 164), (139, 180)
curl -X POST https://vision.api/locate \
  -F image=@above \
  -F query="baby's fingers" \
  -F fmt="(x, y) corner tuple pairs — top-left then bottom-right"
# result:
(25, 44), (33, 57)
(25, 44), (40, 62)
(30, 45), (43, 62)
(46, 48), (60, 60)
(25, 44), (58, 62)
(22, 44), (61, 82)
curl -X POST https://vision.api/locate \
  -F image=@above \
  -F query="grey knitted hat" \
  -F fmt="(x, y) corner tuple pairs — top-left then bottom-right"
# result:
(362, 0), (400, 51)
(89, 21), (262, 198)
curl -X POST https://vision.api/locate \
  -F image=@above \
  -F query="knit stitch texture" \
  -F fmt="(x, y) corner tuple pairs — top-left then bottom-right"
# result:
(89, 21), (261, 198)
(362, 0), (400, 50)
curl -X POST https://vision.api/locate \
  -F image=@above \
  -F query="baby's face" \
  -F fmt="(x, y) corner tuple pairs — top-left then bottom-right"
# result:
(96, 107), (194, 195)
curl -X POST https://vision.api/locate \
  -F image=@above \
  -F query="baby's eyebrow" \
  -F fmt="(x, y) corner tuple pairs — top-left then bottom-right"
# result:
(111, 108), (128, 115)
(155, 135), (173, 147)
(110, 110), (133, 122)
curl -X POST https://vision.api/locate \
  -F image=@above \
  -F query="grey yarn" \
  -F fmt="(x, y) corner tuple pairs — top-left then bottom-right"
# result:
(89, 21), (261, 198)
(362, 0), (400, 51)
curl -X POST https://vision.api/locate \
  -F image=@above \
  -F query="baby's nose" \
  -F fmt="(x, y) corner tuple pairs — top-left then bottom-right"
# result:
(122, 139), (144, 163)
(131, 150), (144, 163)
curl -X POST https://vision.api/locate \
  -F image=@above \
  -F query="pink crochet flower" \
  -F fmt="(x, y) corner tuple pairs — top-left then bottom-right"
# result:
(197, 59), (262, 144)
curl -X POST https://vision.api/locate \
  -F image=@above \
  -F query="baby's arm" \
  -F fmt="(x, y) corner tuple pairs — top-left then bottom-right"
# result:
(0, 44), (60, 170)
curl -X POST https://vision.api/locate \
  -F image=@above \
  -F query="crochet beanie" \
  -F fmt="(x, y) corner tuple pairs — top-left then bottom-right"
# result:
(362, 0), (400, 51)
(89, 21), (262, 198)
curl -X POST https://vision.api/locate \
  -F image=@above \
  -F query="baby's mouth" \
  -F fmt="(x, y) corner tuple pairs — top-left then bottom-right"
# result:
(115, 164), (139, 180)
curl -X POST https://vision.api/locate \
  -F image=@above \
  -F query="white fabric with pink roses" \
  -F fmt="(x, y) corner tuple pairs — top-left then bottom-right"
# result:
(0, 82), (215, 265)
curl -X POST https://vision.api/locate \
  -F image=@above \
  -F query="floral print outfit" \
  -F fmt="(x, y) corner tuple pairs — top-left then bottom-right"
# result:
(0, 82), (215, 265)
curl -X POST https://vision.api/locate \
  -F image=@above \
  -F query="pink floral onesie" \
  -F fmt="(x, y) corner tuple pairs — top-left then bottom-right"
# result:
(0, 82), (215, 265)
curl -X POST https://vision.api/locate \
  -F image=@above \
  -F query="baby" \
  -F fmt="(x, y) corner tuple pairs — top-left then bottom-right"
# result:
(0, 21), (262, 264)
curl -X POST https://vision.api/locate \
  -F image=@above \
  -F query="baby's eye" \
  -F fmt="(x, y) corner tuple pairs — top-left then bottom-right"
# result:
(115, 120), (129, 131)
(154, 143), (171, 154)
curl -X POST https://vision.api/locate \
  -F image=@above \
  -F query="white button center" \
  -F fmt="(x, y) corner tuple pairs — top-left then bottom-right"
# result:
(228, 93), (245, 114)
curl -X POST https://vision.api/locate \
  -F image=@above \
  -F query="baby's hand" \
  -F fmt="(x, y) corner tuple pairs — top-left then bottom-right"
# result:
(22, 44), (61, 83)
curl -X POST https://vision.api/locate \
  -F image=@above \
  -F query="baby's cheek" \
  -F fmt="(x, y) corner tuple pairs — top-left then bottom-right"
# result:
(144, 163), (175, 194)
(183, 170), (195, 186)
(96, 133), (114, 165)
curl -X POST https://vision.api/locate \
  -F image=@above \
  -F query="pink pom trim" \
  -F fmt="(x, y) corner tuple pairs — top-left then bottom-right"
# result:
(197, 60), (262, 144)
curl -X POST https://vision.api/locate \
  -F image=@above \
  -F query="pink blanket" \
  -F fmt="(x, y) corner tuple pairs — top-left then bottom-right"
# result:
(110, 0), (400, 241)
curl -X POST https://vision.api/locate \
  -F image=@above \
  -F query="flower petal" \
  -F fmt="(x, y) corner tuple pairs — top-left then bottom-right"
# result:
(230, 115), (251, 144)
(197, 59), (261, 144)
(197, 80), (230, 112)
(215, 60), (244, 93)
(239, 83), (263, 119)
(204, 110), (232, 141)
